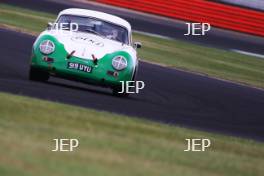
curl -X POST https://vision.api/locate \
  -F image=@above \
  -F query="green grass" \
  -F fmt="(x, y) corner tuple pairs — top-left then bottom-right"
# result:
(0, 92), (264, 176)
(0, 3), (264, 88)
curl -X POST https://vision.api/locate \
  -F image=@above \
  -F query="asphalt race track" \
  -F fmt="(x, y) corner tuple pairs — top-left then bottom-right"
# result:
(0, 28), (264, 140)
(4, 0), (264, 55)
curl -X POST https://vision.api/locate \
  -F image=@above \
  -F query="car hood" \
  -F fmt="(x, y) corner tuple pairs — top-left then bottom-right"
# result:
(50, 30), (130, 60)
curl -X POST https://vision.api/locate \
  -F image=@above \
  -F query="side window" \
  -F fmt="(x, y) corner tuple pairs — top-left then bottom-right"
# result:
(130, 34), (133, 46)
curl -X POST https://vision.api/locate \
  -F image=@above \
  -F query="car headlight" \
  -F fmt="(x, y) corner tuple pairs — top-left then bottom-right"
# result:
(112, 56), (127, 70)
(39, 40), (55, 55)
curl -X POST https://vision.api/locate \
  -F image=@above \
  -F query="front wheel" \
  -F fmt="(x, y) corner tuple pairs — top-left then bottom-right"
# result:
(29, 67), (49, 82)
(112, 86), (129, 97)
(112, 66), (138, 97)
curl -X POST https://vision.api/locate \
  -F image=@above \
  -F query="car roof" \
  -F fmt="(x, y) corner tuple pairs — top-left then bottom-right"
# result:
(58, 8), (131, 32)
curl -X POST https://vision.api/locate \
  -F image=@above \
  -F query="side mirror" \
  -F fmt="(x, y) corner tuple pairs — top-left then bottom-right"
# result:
(47, 22), (53, 30)
(133, 42), (142, 49)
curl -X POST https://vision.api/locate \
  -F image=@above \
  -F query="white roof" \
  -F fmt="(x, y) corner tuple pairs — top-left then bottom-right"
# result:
(58, 8), (131, 32)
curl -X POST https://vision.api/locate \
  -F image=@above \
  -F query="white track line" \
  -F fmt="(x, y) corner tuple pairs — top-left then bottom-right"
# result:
(231, 49), (264, 59)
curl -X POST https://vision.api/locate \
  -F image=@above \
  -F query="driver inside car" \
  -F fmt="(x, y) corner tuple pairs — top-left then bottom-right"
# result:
(106, 29), (118, 40)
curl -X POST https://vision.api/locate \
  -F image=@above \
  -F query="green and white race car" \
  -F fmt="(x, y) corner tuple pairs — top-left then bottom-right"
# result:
(29, 8), (141, 96)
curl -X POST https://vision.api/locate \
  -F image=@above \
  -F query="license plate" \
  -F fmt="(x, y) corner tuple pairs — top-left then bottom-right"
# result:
(67, 62), (92, 73)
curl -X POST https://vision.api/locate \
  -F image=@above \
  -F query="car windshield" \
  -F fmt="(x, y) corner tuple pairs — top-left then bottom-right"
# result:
(56, 15), (129, 44)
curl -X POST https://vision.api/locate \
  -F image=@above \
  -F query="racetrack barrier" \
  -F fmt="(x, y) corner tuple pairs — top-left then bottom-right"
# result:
(95, 0), (264, 37)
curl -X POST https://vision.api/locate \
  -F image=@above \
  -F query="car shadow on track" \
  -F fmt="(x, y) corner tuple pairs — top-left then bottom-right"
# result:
(45, 79), (139, 101)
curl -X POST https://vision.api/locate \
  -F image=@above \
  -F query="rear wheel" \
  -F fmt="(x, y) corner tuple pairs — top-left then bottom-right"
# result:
(29, 67), (49, 82)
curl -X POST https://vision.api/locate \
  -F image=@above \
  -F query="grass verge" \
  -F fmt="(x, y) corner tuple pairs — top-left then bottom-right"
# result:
(0, 3), (264, 88)
(0, 92), (264, 176)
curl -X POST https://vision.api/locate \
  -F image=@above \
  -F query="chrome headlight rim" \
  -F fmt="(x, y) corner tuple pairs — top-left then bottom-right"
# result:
(39, 40), (55, 55)
(112, 55), (128, 71)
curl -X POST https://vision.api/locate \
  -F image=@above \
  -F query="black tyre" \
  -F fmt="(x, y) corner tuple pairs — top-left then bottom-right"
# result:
(132, 66), (138, 81)
(112, 86), (129, 97)
(112, 66), (138, 97)
(29, 67), (49, 82)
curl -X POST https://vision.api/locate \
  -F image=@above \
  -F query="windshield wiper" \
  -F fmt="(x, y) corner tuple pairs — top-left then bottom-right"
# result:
(85, 29), (105, 38)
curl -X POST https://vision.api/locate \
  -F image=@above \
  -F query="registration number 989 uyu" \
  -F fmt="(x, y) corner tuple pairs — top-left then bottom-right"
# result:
(67, 62), (92, 73)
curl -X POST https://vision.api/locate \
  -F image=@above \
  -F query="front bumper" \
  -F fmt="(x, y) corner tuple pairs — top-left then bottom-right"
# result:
(31, 53), (133, 87)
